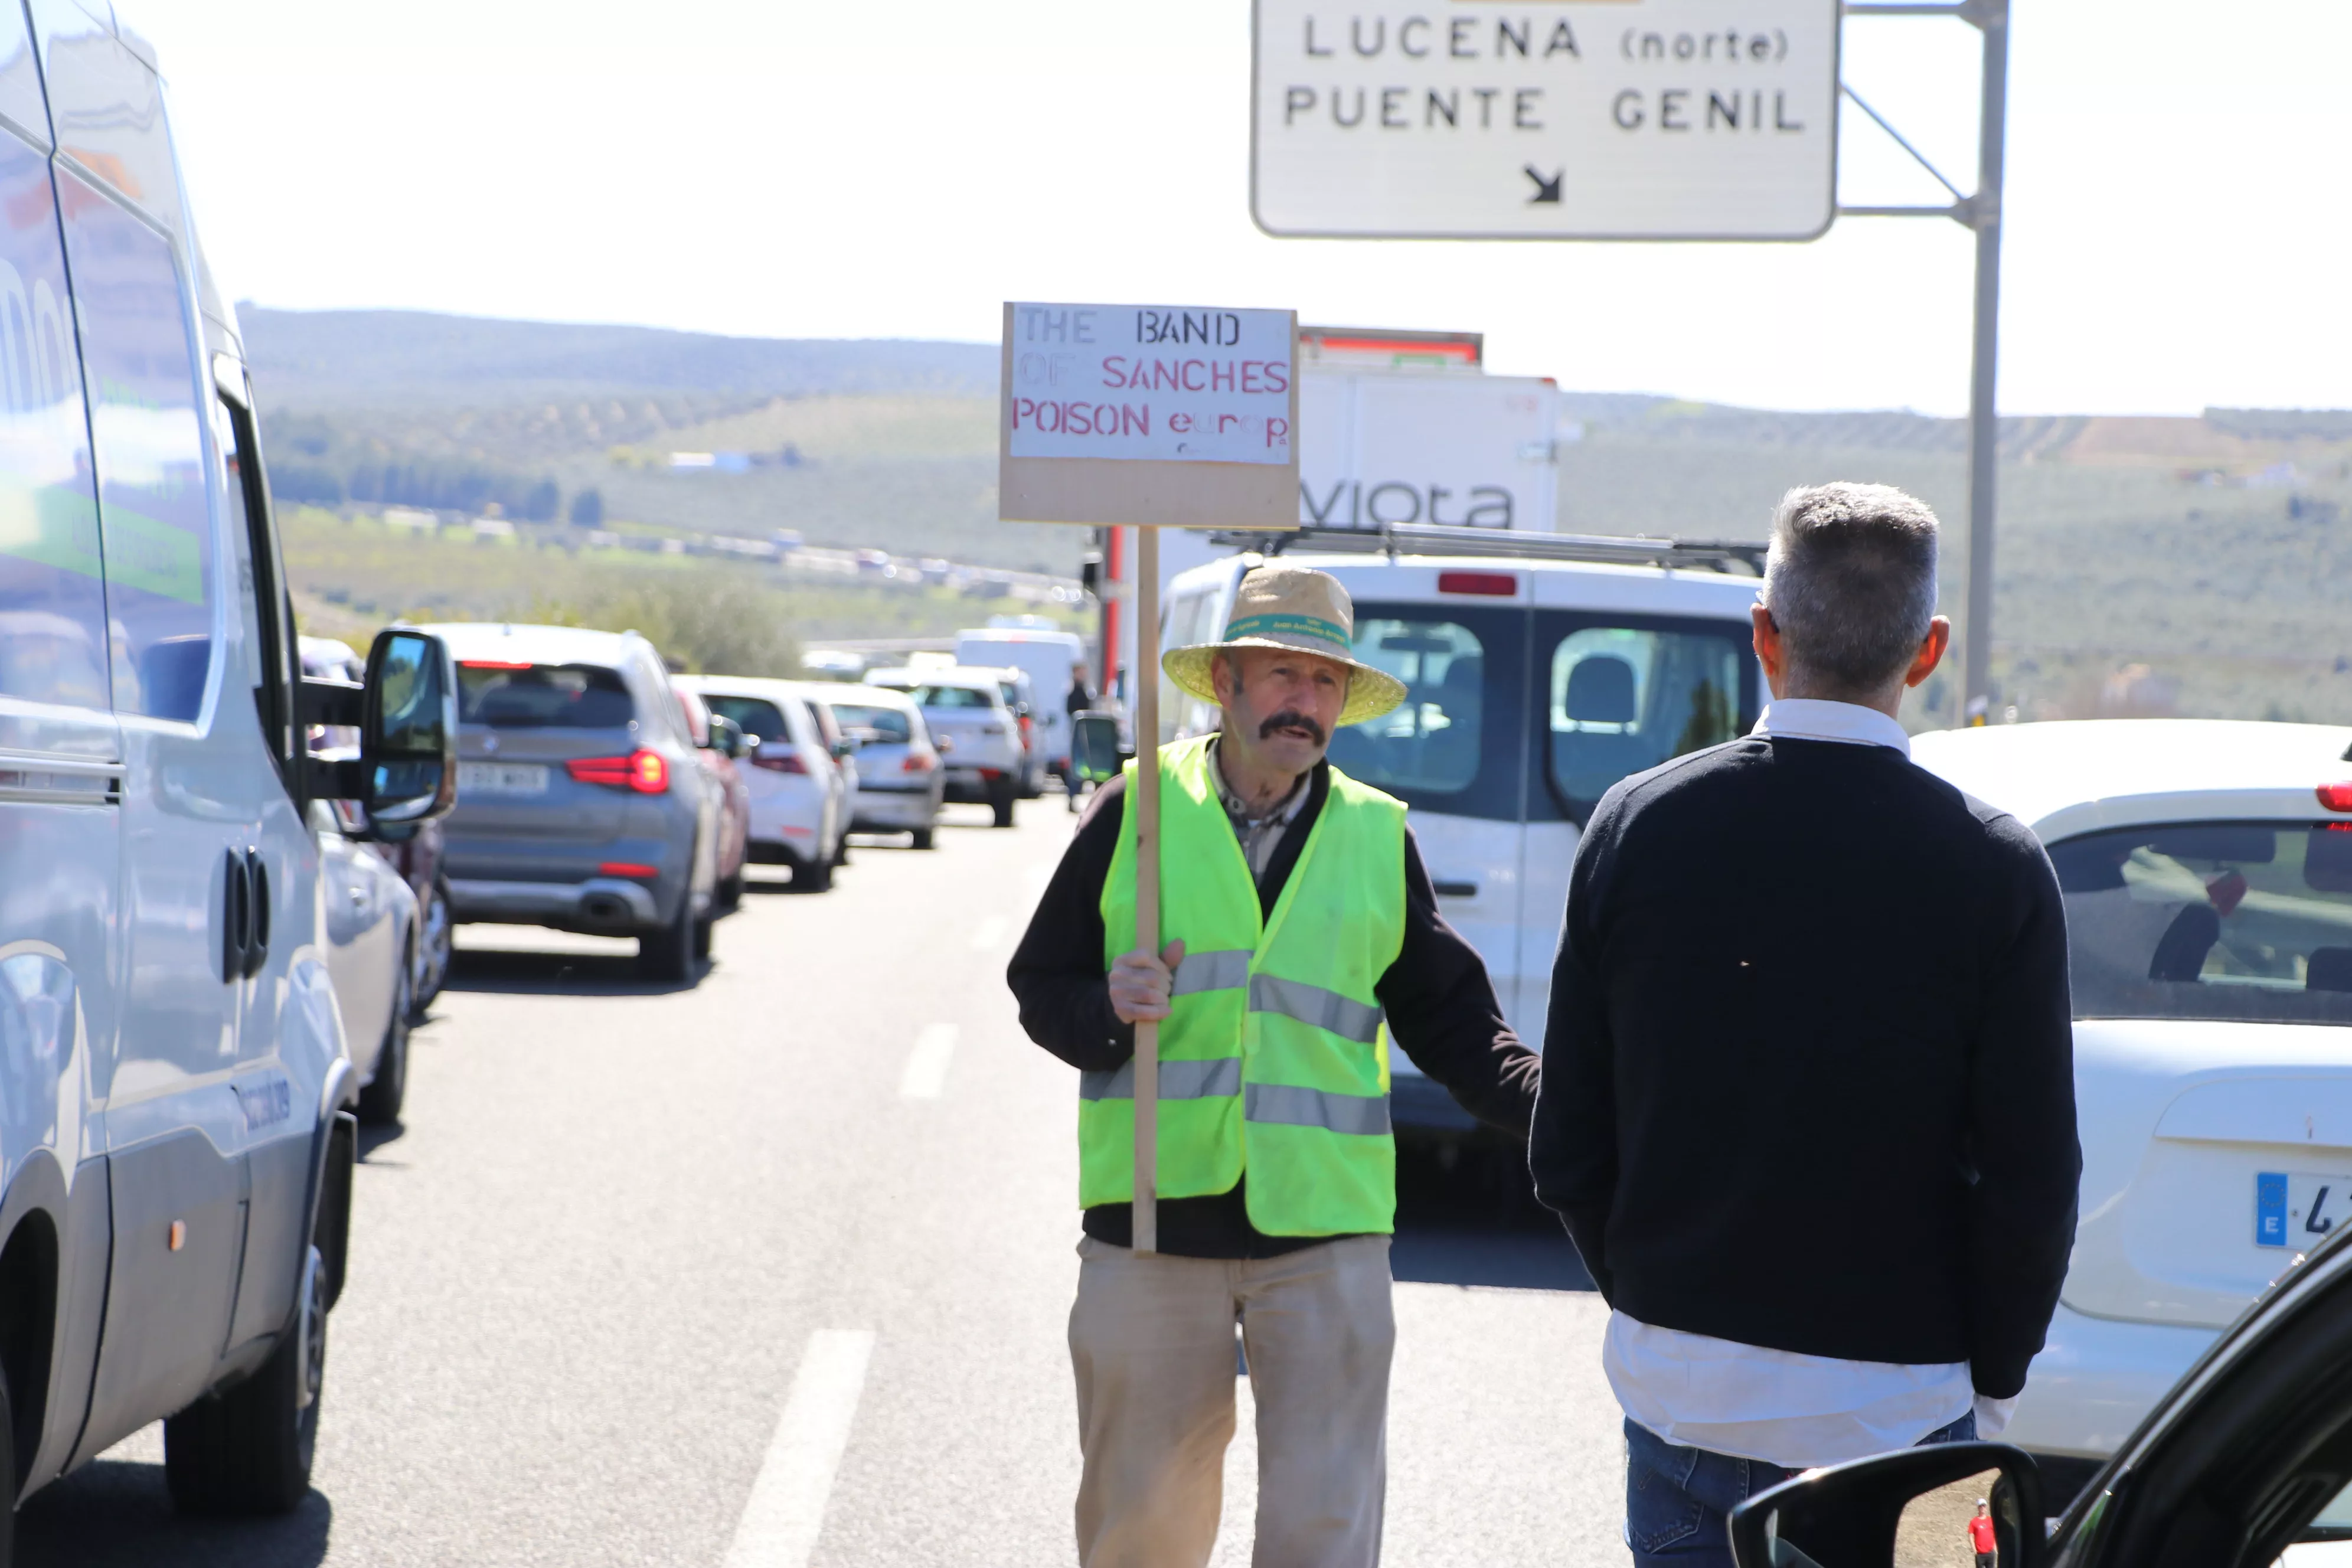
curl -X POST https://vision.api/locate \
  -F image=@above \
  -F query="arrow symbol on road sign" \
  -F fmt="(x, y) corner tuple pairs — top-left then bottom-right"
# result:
(1524, 166), (1563, 204)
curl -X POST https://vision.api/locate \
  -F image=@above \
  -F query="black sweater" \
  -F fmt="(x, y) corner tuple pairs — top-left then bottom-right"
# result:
(1528, 735), (2080, 1400)
(1008, 762), (1540, 1257)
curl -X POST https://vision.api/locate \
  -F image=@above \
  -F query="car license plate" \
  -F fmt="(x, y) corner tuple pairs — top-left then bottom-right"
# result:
(2256, 1171), (2352, 1247)
(458, 762), (549, 796)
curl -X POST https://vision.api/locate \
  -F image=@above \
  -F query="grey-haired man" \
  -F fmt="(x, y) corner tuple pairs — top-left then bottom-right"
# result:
(1531, 484), (2081, 1567)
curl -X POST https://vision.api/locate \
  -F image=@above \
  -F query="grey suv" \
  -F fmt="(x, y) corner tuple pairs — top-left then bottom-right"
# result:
(423, 623), (720, 981)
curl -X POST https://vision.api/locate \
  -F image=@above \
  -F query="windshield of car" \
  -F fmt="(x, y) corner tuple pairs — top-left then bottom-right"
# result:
(831, 703), (913, 745)
(914, 685), (995, 709)
(458, 662), (635, 729)
(2054, 822), (2352, 1024)
(702, 695), (789, 748)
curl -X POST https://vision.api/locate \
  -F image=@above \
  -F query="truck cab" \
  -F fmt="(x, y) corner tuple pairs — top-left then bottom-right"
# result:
(0, 4), (456, 1541)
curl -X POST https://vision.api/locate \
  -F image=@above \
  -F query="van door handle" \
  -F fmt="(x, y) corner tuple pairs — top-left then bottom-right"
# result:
(226, 848), (270, 981)
(223, 849), (251, 981)
(1433, 878), (1479, 899)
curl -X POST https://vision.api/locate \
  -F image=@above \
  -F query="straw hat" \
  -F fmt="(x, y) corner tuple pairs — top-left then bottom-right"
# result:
(1161, 564), (1407, 728)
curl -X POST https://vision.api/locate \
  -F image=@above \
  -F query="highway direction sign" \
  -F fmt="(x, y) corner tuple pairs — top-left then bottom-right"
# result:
(998, 302), (1300, 529)
(1252, 0), (1843, 240)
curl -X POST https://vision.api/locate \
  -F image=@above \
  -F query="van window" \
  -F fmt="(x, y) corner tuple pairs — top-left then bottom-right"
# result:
(1328, 618), (1487, 795)
(458, 663), (635, 729)
(702, 696), (788, 747)
(2054, 822), (2352, 1025)
(1546, 623), (1748, 820)
(0, 128), (107, 710)
(58, 169), (213, 722)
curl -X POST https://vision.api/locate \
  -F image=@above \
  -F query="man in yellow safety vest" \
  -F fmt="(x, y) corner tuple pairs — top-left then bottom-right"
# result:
(1008, 564), (1541, 1568)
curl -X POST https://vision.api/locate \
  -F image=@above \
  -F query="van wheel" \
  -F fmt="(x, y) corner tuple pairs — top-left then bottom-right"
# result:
(356, 947), (411, 1126)
(989, 779), (1016, 828)
(793, 850), (834, 893)
(165, 1239), (326, 1514)
(910, 827), (935, 851)
(692, 912), (713, 961)
(638, 889), (697, 982)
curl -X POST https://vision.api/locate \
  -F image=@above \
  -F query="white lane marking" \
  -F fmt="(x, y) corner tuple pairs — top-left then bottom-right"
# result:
(900, 1024), (958, 1099)
(723, 1328), (877, 1568)
(970, 914), (1009, 951)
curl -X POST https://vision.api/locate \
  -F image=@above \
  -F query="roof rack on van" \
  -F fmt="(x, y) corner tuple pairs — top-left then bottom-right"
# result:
(1209, 524), (1767, 576)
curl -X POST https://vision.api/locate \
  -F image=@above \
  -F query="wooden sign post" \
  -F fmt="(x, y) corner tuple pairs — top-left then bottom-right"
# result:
(999, 300), (1299, 1254)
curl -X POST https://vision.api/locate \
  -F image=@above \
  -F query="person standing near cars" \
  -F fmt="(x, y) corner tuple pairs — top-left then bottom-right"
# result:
(1009, 564), (1539, 1568)
(1067, 661), (1096, 720)
(1530, 484), (2080, 1568)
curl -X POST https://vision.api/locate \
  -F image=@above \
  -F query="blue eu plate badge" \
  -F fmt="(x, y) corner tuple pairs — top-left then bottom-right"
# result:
(2258, 1172), (2289, 1248)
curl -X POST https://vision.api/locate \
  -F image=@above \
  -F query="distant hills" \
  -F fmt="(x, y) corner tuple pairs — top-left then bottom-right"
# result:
(236, 305), (2352, 726)
(238, 307), (1000, 408)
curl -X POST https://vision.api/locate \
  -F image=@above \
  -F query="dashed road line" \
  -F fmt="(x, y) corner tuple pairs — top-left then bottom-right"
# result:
(722, 1328), (877, 1568)
(900, 1024), (959, 1100)
(970, 914), (1009, 951)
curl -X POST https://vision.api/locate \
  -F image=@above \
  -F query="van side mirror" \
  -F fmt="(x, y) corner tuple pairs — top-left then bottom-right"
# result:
(1072, 713), (1124, 784)
(360, 629), (458, 826)
(300, 629), (456, 834)
(1727, 1442), (2045, 1568)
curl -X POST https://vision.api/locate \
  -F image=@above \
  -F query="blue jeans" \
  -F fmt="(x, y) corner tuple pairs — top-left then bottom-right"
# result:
(1624, 1411), (1978, 1568)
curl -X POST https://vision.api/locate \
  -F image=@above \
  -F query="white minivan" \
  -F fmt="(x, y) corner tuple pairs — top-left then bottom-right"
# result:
(0, 6), (457, 1543)
(1162, 525), (1766, 1135)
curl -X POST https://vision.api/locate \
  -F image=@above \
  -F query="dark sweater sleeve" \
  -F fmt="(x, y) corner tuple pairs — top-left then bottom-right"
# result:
(1527, 790), (1624, 1301)
(1965, 814), (2083, 1400)
(1378, 830), (1541, 1137)
(1005, 780), (1132, 1074)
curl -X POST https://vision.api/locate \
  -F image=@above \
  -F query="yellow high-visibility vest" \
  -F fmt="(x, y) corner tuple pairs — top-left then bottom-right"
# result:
(1088, 735), (1407, 1237)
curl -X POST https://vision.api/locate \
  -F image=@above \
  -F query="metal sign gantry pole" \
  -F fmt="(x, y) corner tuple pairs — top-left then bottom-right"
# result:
(1840, 0), (2008, 717)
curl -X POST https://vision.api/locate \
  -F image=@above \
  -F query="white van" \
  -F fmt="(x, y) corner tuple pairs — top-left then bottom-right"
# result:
(0, 6), (456, 1542)
(956, 625), (1088, 787)
(1162, 525), (1765, 1136)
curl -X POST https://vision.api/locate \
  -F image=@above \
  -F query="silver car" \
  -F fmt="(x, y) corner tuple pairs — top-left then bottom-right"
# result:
(423, 623), (720, 981)
(806, 685), (946, 849)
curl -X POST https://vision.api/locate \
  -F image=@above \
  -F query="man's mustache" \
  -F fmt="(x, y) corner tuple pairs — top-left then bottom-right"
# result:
(1259, 710), (1327, 745)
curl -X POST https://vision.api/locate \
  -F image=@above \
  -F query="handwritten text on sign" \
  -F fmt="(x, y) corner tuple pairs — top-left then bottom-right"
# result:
(1007, 303), (1293, 465)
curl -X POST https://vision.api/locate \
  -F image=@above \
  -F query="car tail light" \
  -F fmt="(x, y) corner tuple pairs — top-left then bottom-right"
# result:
(902, 753), (935, 774)
(599, 861), (658, 879)
(1020, 712), (1034, 746)
(567, 749), (669, 793)
(753, 747), (809, 775)
(1438, 571), (1518, 597)
(2320, 783), (2352, 812)
(979, 767), (1004, 781)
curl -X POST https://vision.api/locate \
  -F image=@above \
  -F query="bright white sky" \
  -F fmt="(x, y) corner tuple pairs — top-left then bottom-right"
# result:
(132, 0), (2346, 416)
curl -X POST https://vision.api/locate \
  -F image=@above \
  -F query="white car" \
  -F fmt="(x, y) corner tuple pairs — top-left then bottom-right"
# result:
(957, 625), (1088, 786)
(802, 684), (945, 849)
(867, 666), (1026, 828)
(676, 675), (851, 891)
(1911, 718), (2352, 1492)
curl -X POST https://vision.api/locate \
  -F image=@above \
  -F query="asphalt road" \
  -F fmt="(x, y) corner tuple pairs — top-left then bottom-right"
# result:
(20, 798), (1626, 1567)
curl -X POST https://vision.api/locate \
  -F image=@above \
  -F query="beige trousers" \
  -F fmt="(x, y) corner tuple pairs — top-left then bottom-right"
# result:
(1067, 1233), (1396, 1568)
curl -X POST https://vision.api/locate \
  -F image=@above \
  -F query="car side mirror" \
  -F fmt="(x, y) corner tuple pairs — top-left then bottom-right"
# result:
(830, 738), (856, 760)
(708, 714), (748, 760)
(1072, 713), (1123, 783)
(1729, 1442), (2045, 1568)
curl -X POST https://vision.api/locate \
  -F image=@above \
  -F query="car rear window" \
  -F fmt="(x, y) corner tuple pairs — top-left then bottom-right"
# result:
(914, 685), (994, 709)
(831, 703), (913, 744)
(2055, 822), (2352, 1025)
(459, 662), (635, 729)
(703, 695), (790, 747)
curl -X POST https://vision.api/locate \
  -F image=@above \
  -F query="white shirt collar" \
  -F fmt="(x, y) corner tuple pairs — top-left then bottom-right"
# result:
(1752, 698), (1912, 759)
